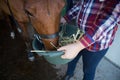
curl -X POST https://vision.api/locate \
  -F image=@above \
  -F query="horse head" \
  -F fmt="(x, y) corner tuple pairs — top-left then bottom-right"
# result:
(0, 0), (65, 51)
(25, 0), (65, 50)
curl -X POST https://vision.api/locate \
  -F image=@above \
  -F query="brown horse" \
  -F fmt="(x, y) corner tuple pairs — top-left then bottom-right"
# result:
(0, 0), (65, 51)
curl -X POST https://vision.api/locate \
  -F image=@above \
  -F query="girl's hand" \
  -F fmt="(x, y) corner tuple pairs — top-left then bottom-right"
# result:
(60, 17), (66, 24)
(57, 41), (85, 59)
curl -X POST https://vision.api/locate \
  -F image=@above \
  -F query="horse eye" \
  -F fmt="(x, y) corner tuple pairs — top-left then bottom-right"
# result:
(24, 9), (34, 17)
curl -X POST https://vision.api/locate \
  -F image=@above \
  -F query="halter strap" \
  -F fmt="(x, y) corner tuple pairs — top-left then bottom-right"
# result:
(6, 0), (22, 33)
(38, 32), (59, 39)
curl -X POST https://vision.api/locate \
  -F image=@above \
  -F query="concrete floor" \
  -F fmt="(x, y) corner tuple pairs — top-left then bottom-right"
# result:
(55, 56), (120, 80)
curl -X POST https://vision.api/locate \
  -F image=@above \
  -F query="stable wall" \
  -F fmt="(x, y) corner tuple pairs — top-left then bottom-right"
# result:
(105, 24), (120, 67)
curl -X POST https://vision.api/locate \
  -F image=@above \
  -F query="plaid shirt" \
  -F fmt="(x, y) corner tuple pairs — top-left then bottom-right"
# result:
(64, 0), (120, 52)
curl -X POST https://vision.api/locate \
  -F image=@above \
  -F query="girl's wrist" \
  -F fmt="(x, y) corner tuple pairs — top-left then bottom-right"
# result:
(75, 40), (85, 50)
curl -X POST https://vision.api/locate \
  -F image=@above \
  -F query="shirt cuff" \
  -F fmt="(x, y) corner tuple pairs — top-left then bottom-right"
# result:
(79, 33), (95, 48)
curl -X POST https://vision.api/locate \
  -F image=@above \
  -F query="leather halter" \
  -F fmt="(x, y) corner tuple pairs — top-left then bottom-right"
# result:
(38, 32), (59, 39)
(6, 0), (22, 33)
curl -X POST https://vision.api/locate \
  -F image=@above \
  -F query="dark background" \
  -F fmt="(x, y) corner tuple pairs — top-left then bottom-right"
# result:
(0, 19), (61, 80)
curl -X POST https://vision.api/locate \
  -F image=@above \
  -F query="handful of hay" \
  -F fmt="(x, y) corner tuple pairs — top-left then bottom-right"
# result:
(59, 24), (84, 46)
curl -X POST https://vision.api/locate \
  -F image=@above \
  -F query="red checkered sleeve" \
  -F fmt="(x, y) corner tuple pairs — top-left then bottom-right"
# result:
(79, 33), (95, 48)
(63, 2), (81, 22)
